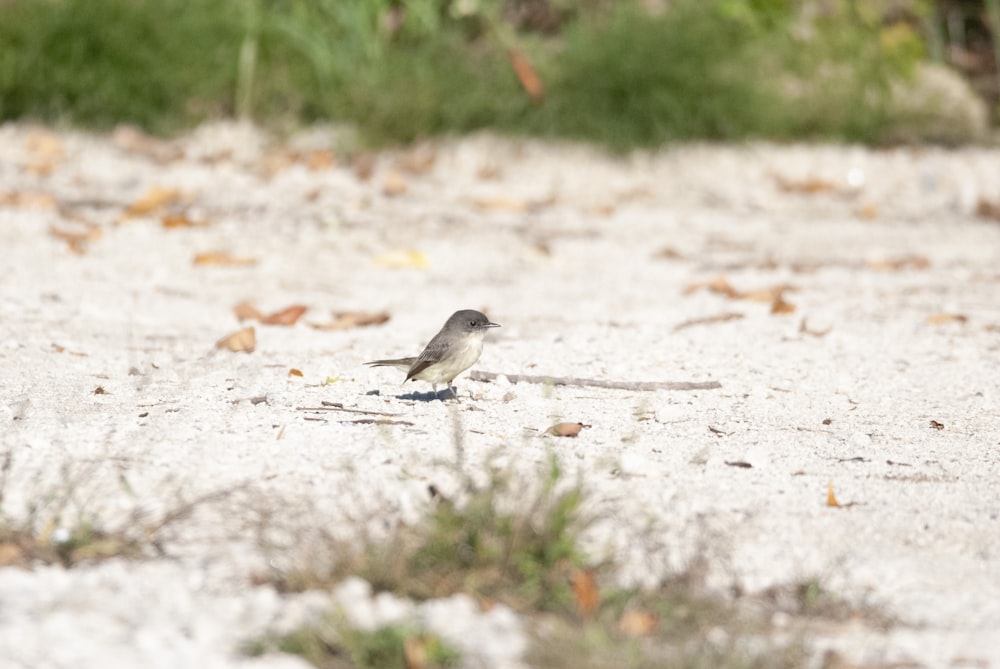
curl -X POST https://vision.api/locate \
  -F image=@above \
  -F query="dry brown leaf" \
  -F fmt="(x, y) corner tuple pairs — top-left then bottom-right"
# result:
(653, 246), (685, 260)
(382, 170), (409, 196)
(123, 186), (183, 219)
(472, 196), (529, 213)
(305, 149), (335, 171)
(215, 326), (256, 353)
(373, 249), (428, 269)
(161, 213), (207, 229)
(508, 47), (545, 103)
(619, 610), (658, 637)
(545, 422), (588, 437)
(926, 313), (967, 325)
(312, 311), (391, 330)
(193, 252), (257, 267)
(0, 191), (58, 209)
(770, 294), (797, 314)
(929, 420), (945, 430)
(867, 255), (930, 271)
(0, 542), (25, 567)
(261, 305), (308, 326)
(570, 568), (600, 616)
(775, 174), (838, 194)
(233, 302), (264, 321)
(683, 275), (740, 298)
(288, 368), (304, 378)
(49, 224), (102, 254)
(826, 481), (841, 508)
(975, 198), (1000, 222)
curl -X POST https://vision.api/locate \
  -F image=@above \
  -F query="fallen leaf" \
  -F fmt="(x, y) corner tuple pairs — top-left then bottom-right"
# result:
(382, 170), (408, 196)
(683, 275), (740, 298)
(374, 249), (428, 269)
(619, 610), (658, 637)
(570, 568), (599, 616)
(826, 481), (841, 508)
(770, 294), (797, 314)
(774, 174), (838, 194)
(0, 542), (25, 567)
(0, 191), (58, 209)
(673, 312), (744, 331)
(508, 47), (545, 103)
(123, 186), (183, 219)
(193, 252), (257, 267)
(545, 422), (588, 437)
(161, 213), (206, 229)
(311, 311), (391, 330)
(725, 460), (753, 468)
(215, 326), (256, 353)
(233, 302), (264, 321)
(926, 313), (967, 325)
(305, 149), (335, 171)
(288, 368), (303, 377)
(93, 386), (108, 395)
(49, 224), (102, 254)
(653, 246), (685, 260)
(261, 305), (308, 326)
(975, 198), (1000, 222)
(471, 196), (529, 213)
(929, 420), (944, 430)
(867, 255), (930, 271)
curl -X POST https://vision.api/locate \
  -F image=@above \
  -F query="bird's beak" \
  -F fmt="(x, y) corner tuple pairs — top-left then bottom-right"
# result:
(486, 321), (500, 328)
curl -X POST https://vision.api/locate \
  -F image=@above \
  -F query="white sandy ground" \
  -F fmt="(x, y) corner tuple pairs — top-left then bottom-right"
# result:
(1, 121), (999, 668)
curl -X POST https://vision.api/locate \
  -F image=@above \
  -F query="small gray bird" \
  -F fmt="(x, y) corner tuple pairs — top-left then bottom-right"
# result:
(366, 309), (500, 399)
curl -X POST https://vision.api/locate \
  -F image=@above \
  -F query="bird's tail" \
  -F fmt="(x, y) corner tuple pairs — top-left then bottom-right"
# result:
(365, 357), (417, 369)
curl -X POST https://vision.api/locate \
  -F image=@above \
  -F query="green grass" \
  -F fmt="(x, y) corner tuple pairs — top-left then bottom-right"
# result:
(0, 0), (937, 149)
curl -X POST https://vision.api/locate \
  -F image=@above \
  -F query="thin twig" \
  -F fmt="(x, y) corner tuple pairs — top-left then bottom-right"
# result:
(467, 371), (721, 391)
(295, 402), (403, 417)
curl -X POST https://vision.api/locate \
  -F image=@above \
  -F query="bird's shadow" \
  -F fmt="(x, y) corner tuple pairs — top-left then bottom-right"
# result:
(373, 387), (460, 402)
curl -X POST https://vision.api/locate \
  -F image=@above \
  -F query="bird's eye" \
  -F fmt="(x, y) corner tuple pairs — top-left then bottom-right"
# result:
(469, 320), (477, 327)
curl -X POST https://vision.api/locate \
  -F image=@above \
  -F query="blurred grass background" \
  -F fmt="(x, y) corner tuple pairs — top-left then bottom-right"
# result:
(0, 0), (997, 150)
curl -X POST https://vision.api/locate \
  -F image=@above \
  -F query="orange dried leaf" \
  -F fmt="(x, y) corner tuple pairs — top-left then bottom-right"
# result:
(770, 295), (797, 314)
(124, 186), (182, 218)
(472, 196), (529, 213)
(826, 481), (841, 508)
(312, 311), (391, 330)
(570, 568), (600, 616)
(288, 368), (304, 377)
(50, 225), (102, 254)
(305, 149), (335, 171)
(546, 422), (587, 437)
(193, 252), (257, 267)
(382, 170), (409, 197)
(215, 326), (256, 353)
(775, 174), (837, 194)
(161, 214), (205, 229)
(0, 191), (58, 209)
(508, 47), (545, 103)
(857, 202), (879, 219)
(926, 313), (967, 325)
(619, 610), (658, 637)
(261, 305), (308, 326)
(233, 301), (264, 321)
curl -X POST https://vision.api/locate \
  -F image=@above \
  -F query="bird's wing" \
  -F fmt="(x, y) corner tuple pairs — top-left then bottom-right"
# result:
(404, 332), (450, 380)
